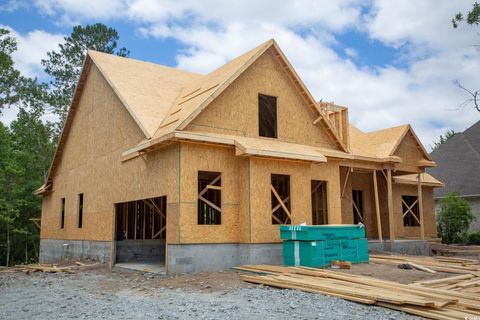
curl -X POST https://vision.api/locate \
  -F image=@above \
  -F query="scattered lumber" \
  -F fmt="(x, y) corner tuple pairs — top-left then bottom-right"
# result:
(431, 243), (480, 255)
(370, 254), (480, 274)
(236, 264), (479, 320)
(0, 261), (103, 274)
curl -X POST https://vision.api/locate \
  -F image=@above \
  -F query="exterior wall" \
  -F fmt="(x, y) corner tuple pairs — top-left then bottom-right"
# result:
(184, 50), (338, 150)
(249, 158), (342, 243)
(178, 143), (343, 245)
(177, 142), (246, 244)
(392, 184), (437, 239)
(434, 196), (480, 233)
(40, 65), (180, 255)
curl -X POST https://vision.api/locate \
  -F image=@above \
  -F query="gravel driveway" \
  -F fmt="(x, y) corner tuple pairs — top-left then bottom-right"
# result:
(0, 268), (421, 320)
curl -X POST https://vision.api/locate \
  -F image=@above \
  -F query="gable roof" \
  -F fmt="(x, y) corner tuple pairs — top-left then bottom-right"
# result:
(36, 39), (435, 195)
(151, 39), (348, 152)
(89, 51), (202, 137)
(349, 124), (433, 162)
(428, 120), (480, 197)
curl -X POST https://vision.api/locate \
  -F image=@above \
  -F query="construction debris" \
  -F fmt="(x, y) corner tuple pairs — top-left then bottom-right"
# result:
(0, 262), (102, 274)
(370, 254), (480, 274)
(236, 264), (479, 320)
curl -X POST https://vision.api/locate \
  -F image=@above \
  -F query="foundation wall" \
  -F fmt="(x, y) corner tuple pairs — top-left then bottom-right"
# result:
(167, 243), (282, 273)
(39, 239), (112, 264)
(115, 240), (165, 263)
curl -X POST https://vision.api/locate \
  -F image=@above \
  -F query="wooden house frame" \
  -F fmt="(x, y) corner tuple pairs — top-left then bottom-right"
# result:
(36, 39), (442, 273)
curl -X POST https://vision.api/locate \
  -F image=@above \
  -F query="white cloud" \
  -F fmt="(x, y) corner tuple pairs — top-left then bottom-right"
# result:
(14, 0), (480, 149)
(6, 27), (64, 79)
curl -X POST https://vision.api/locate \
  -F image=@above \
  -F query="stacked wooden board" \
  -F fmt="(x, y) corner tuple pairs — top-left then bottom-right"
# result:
(370, 254), (480, 274)
(0, 262), (102, 274)
(412, 274), (480, 295)
(236, 264), (479, 320)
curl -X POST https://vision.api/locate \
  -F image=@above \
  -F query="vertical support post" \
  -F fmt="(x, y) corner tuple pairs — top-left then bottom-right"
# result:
(373, 170), (383, 243)
(417, 173), (425, 240)
(387, 169), (395, 241)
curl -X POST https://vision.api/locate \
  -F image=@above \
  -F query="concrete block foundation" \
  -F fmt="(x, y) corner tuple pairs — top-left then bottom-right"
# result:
(368, 240), (431, 256)
(39, 239), (112, 264)
(115, 240), (165, 263)
(167, 243), (282, 273)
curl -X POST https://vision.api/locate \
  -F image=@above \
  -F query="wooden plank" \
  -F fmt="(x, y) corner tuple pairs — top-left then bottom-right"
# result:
(418, 173), (425, 240)
(387, 169), (395, 241)
(198, 196), (222, 213)
(270, 184), (291, 219)
(407, 262), (437, 273)
(373, 170), (383, 242)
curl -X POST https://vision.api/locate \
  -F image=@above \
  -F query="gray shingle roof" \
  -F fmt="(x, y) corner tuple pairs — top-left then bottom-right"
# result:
(428, 120), (480, 198)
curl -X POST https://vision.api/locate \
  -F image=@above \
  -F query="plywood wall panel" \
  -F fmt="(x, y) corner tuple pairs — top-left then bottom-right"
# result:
(40, 64), (179, 243)
(184, 50), (338, 150)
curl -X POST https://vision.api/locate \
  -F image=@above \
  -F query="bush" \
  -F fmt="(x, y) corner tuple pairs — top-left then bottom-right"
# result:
(437, 192), (474, 244)
(468, 232), (480, 245)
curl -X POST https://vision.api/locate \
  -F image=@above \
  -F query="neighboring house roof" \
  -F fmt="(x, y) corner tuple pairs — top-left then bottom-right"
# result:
(428, 120), (480, 198)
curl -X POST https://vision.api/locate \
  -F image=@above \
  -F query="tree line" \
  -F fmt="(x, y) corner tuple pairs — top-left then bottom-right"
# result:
(0, 23), (129, 266)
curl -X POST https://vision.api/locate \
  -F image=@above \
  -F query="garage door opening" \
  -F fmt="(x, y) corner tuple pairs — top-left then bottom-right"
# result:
(114, 196), (166, 271)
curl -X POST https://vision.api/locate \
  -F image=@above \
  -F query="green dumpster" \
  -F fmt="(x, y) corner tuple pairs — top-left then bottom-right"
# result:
(281, 225), (369, 268)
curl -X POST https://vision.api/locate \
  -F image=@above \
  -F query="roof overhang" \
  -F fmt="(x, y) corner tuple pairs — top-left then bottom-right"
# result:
(393, 173), (444, 188)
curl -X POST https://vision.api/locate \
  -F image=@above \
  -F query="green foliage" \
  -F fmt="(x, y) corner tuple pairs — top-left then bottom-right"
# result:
(0, 23), (129, 266)
(42, 23), (130, 124)
(467, 231), (480, 245)
(437, 192), (475, 244)
(431, 129), (457, 150)
(452, 2), (480, 28)
(0, 28), (21, 112)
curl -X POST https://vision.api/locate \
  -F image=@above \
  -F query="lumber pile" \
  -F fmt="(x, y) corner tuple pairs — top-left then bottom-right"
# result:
(0, 262), (102, 274)
(370, 254), (480, 274)
(236, 264), (479, 320)
(431, 243), (480, 255)
(412, 274), (480, 295)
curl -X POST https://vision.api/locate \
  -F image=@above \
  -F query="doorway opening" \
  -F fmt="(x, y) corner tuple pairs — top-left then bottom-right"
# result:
(114, 196), (166, 270)
(311, 180), (328, 225)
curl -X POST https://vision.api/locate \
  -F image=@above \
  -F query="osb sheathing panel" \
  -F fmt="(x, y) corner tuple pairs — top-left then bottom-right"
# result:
(178, 142), (245, 244)
(394, 132), (427, 173)
(249, 158), (342, 243)
(184, 50), (338, 150)
(392, 184), (437, 239)
(40, 64), (179, 242)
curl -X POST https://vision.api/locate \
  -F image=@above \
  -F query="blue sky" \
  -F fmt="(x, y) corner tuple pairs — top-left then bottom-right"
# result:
(1, 0), (479, 148)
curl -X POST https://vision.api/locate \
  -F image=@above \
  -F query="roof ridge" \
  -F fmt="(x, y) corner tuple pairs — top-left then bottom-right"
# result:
(88, 50), (203, 77)
(461, 132), (480, 160)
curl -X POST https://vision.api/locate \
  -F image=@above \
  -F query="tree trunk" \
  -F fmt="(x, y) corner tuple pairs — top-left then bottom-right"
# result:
(25, 241), (28, 264)
(6, 224), (10, 267)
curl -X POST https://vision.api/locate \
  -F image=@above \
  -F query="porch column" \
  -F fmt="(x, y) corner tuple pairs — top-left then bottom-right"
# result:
(387, 169), (395, 241)
(417, 173), (425, 240)
(373, 170), (383, 242)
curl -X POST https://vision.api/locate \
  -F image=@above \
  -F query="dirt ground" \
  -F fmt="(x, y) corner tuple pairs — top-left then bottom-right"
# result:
(2, 255), (477, 320)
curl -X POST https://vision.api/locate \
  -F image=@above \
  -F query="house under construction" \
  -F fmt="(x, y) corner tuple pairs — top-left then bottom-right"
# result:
(36, 39), (443, 273)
